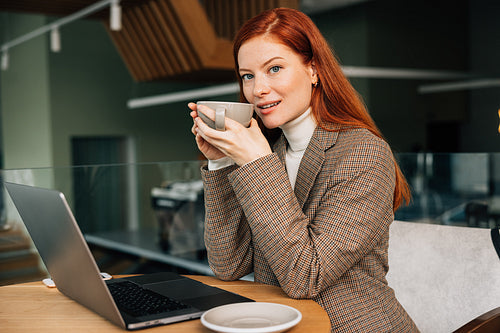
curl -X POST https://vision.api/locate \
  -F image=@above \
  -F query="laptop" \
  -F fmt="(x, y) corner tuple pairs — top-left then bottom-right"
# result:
(4, 182), (253, 330)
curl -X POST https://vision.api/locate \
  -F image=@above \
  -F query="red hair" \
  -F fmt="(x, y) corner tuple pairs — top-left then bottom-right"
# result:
(233, 8), (410, 211)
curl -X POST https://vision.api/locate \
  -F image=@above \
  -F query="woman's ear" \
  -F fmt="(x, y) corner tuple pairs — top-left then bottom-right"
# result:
(310, 61), (318, 85)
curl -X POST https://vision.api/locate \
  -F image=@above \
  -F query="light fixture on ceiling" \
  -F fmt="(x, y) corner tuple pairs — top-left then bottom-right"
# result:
(110, 0), (122, 31)
(1, 51), (8, 71)
(127, 83), (240, 109)
(418, 79), (500, 94)
(50, 26), (61, 52)
(0, 0), (122, 70)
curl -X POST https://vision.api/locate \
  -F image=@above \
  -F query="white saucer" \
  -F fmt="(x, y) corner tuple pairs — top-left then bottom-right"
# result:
(201, 302), (302, 333)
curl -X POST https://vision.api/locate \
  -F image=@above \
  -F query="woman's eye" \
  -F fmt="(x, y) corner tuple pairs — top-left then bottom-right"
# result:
(241, 73), (254, 81)
(270, 66), (281, 74)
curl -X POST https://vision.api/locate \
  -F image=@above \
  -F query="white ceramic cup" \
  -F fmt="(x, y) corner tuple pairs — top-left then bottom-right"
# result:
(197, 101), (254, 131)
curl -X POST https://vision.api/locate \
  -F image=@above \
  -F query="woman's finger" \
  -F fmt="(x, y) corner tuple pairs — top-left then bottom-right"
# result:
(221, 116), (244, 131)
(197, 105), (216, 121)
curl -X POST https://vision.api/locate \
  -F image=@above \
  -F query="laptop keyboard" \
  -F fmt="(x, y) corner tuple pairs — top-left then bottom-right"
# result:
(107, 281), (191, 317)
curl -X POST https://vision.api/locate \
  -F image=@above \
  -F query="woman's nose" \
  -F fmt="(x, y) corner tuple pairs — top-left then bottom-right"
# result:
(253, 77), (270, 97)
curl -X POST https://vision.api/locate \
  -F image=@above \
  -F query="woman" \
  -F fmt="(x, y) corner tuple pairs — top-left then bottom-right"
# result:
(189, 8), (418, 333)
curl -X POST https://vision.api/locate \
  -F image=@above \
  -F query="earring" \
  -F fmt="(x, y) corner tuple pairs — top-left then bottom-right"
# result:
(312, 74), (319, 87)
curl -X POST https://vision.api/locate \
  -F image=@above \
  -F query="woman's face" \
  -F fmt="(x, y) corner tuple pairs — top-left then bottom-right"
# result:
(237, 35), (316, 129)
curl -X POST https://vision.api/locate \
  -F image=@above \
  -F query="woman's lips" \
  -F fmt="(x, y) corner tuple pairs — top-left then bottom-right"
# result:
(257, 101), (281, 115)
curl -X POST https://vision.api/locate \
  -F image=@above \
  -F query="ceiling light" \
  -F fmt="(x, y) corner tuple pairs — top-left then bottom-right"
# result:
(110, 0), (122, 31)
(50, 26), (61, 52)
(1, 51), (8, 71)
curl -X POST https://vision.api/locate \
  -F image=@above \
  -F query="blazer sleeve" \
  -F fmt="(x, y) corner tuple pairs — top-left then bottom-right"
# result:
(227, 135), (396, 299)
(201, 164), (254, 280)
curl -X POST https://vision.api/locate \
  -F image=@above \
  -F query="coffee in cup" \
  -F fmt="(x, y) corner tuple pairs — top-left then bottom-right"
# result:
(197, 101), (254, 131)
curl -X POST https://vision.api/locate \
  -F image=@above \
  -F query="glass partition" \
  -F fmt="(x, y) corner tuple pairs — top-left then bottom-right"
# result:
(2, 154), (500, 235)
(1, 154), (499, 284)
(3, 153), (500, 228)
(396, 153), (500, 228)
(0, 161), (210, 282)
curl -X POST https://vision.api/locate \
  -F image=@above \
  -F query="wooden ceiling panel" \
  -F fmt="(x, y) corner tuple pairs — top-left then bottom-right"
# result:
(130, 6), (172, 77)
(153, 0), (199, 72)
(1, 0), (299, 82)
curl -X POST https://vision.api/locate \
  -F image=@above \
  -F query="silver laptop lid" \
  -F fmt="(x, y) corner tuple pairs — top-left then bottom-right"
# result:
(4, 182), (125, 329)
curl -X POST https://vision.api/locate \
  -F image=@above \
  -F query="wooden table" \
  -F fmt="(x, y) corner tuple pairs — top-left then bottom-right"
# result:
(0, 275), (330, 332)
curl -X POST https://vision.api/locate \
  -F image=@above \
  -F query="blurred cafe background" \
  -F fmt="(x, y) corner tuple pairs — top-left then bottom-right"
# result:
(0, 0), (499, 286)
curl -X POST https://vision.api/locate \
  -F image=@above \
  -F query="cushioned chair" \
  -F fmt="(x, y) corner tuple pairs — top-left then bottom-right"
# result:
(387, 221), (500, 333)
(453, 306), (500, 333)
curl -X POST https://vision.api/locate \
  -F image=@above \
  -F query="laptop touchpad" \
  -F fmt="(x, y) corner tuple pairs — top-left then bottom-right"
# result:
(145, 279), (221, 300)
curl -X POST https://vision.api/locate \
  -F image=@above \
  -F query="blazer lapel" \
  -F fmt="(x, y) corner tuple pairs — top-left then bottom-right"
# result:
(273, 134), (287, 163)
(273, 125), (339, 208)
(295, 126), (339, 208)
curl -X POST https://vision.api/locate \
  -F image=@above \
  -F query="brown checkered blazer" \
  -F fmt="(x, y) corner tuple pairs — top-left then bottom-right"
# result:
(201, 124), (419, 332)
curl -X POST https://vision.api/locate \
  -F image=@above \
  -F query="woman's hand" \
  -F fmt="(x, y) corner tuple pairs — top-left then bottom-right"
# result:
(189, 103), (272, 166)
(189, 103), (227, 161)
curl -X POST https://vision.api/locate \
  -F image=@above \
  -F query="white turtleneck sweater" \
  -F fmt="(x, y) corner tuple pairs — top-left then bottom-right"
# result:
(208, 108), (316, 189)
(279, 108), (316, 188)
